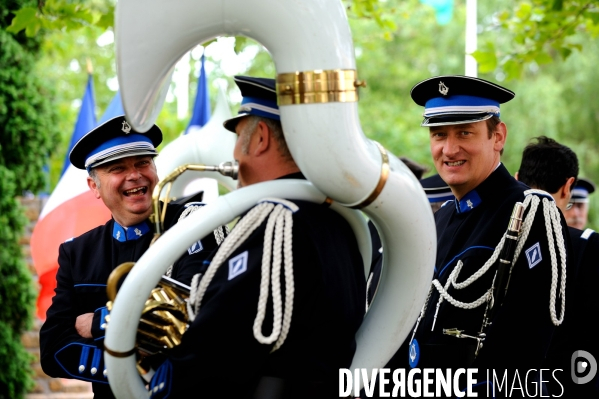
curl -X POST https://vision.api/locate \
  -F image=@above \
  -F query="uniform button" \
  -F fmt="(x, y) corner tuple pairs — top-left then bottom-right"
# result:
(103, 369), (108, 377)
(159, 382), (164, 390)
(78, 365), (85, 373)
(91, 367), (97, 375)
(101, 323), (107, 329)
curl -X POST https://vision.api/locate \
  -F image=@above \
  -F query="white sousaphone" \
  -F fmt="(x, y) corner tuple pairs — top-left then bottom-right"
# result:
(105, 0), (437, 397)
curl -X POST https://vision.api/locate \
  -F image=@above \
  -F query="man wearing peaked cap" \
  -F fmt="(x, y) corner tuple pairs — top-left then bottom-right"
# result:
(40, 115), (223, 398)
(147, 77), (365, 398)
(565, 177), (596, 230)
(420, 173), (454, 213)
(69, 115), (162, 171)
(515, 136), (599, 396)
(223, 75), (280, 133)
(381, 75), (571, 398)
(411, 75), (515, 127)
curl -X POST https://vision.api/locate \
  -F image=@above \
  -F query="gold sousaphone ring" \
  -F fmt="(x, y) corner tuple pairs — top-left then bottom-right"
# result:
(276, 69), (365, 105)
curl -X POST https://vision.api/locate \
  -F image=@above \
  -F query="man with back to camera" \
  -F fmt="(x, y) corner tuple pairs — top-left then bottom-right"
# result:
(380, 75), (571, 398)
(419, 173), (454, 213)
(39, 115), (223, 398)
(516, 136), (599, 396)
(146, 76), (366, 399)
(564, 177), (596, 230)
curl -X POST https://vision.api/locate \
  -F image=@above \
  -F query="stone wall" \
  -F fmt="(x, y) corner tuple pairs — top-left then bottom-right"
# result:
(19, 196), (93, 399)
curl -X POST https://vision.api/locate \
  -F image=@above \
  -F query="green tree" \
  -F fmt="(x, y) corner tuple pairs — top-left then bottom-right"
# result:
(473, 0), (599, 79)
(0, 0), (60, 397)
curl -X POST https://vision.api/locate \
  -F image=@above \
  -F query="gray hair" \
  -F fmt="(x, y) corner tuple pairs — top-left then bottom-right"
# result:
(88, 168), (100, 188)
(240, 116), (294, 162)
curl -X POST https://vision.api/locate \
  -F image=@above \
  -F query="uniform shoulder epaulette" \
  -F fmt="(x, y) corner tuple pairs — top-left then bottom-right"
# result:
(523, 188), (555, 201)
(581, 228), (595, 240)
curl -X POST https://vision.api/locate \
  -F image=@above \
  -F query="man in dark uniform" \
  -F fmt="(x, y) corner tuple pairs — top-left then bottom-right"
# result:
(564, 177), (596, 230)
(420, 173), (454, 213)
(516, 136), (599, 396)
(147, 76), (366, 399)
(40, 116), (222, 398)
(388, 76), (570, 397)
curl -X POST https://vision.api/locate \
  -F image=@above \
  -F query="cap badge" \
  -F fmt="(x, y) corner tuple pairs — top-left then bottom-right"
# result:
(121, 120), (132, 134)
(239, 105), (251, 113)
(439, 81), (449, 96)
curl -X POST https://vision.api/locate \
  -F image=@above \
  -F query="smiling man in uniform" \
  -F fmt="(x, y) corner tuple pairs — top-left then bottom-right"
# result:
(384, 76), (571, 398)
(40, 116), (220, 398)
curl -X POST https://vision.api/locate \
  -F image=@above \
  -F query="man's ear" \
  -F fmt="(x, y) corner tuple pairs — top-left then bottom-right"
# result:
(253, 120), (271, 156)
(87, 176), (101, 199)
(493, 121), (508, 151)
(561, 176), (576, 200)
(514, 171), (519, 181)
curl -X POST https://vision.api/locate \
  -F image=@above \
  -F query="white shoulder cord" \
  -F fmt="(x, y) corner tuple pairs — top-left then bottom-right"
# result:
(424, 191), (566, 333)
(510, 192), (566, 325)
(186, 199), (296, 352)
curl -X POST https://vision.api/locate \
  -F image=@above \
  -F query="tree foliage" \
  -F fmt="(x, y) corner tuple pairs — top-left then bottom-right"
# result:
(0, 0), (60, 397)
(6, 0), (114, 37)
(474, 0), (599, 79)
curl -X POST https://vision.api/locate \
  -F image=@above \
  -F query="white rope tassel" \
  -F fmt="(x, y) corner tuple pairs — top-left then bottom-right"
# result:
(510, 193), (566, 326)
(187, 200), (296, 351)
(253, 204), (295, 352)
(253, 205), (284, 345)
(187, 202), (275, 321)
(424, 191), (567, 332)
(543, 197), (567, 325)
(428, 233), (507, 324)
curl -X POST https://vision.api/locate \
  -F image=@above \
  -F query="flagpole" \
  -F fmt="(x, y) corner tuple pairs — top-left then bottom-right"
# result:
(465, 0), (477, 77)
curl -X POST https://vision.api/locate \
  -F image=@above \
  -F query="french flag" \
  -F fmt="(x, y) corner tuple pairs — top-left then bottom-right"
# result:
(31, 76), (124, 320)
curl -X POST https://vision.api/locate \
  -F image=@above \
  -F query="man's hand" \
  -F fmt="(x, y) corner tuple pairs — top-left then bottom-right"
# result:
(75, 313), (94, 338)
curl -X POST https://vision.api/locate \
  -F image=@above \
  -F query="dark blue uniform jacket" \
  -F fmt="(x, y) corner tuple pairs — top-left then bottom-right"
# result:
(544, 227), (599, 396)
(388, 165), (571, 397)
(39, 192), (219, 398)
(148, 175), (366, 399)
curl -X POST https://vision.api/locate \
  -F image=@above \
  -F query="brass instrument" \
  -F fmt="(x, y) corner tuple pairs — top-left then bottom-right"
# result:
(105, 161), (238, 371)
(150, 161), (238, 243)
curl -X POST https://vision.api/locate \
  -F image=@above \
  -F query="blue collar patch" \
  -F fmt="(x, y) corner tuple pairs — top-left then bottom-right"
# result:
(408, 339), (420, 368)
(455, 190), (482, 214)
(112, 221), (150, 242)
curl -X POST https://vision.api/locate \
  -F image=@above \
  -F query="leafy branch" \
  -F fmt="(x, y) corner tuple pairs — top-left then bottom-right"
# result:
(7, 0), (114, 36)
(473, 0), (599, 79)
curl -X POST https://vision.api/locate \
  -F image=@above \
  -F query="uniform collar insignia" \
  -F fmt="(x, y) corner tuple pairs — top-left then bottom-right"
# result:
(112, 220), (150, 242)
(455, 190), (482, 214)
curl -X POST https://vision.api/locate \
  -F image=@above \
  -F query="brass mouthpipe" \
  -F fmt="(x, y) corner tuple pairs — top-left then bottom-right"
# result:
(151, 161), (239, 238)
